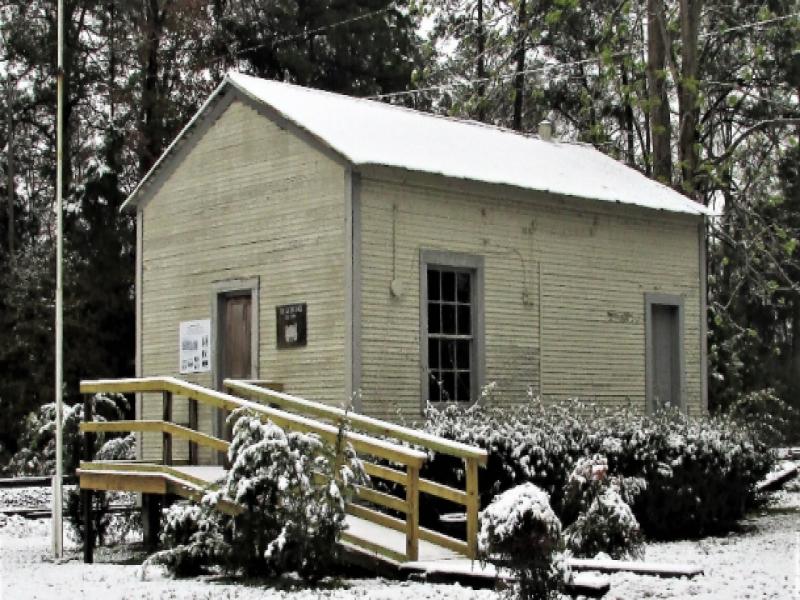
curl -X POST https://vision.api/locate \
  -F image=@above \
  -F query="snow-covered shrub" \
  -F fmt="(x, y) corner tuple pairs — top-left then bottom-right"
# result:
(221, 409), (366, 579)
(422, 398), (773, 540)
(65, 433), (140, 546)
(4, 393), (130, 476)
(563, 487), (642, 559)
(478, 483), (562, 599)
(149, 501), (229, 577)
(560, 454), (609, 522)
(559, 454), (643, 559)
(152, 409), (365, 581)
(95, 432), (136, 461)
(727, 388), (792, 446)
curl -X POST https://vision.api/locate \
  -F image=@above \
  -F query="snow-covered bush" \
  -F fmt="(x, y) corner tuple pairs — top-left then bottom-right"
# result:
(149, 501), (229, 577)
(153, 409), (365, 581)
(727, 388), (793, 446)
(3, 392), (130, 476)
(65, 433), (140, 546)
(478, 483), (562, 599)
(221, 409), (366, 579)
(422, 397), (773, 540)
(563, 487), (642, 559)
(559, 454), (643, 559)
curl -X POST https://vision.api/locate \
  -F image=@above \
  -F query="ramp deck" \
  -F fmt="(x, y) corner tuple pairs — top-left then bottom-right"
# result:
(78, 460), (462, 570)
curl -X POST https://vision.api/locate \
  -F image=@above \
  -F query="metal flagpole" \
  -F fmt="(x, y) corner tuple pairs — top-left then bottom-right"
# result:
(52, 0), (64, 559)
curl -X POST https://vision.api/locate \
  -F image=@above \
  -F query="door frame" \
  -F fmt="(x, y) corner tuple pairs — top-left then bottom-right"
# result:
(644, 292), (685, 413)
(211, 277), (260, 439)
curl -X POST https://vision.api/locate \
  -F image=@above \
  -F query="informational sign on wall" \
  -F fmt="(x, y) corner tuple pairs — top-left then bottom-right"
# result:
(179, 319), (211, 374)
(276, 303), (307, 348)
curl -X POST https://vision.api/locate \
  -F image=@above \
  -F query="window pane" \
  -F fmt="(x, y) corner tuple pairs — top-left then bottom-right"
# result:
(428, 372), (441, 402)
(456, 371), (471, 402)
(457, 304), (471, 335)
(428, 339), (439, 369)
(456, 272), (471, 303)
(442, 371), (456, 402)
(427, 269), (440, 301)
(456, 340), (470, 370)
(442, 303), (456, 333)
(442, 340), (456, 369)
(442, 271), (456, 302)
(428, 303), (440, 334)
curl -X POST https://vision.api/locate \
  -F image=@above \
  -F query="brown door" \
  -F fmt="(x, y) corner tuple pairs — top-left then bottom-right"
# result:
(652, 304), (680, 409)
(218, 293), (252, 446)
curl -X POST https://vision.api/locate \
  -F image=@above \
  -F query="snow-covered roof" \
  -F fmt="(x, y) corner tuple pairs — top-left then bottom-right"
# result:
(123, 71), (710, 216)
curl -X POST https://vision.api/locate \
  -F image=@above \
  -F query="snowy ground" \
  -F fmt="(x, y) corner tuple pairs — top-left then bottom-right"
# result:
(1, 466), (798, 599)
(606, 472), (800, 599)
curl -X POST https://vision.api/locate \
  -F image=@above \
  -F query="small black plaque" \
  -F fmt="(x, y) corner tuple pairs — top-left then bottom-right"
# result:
(276, 303), (307, 348)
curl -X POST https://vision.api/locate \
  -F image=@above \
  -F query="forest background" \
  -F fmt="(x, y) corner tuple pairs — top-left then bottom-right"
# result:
(1, 0), (798, 456)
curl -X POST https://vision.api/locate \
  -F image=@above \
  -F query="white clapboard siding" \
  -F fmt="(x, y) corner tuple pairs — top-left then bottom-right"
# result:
(140, 100), (346, 463)
(357, 168), (703, 421)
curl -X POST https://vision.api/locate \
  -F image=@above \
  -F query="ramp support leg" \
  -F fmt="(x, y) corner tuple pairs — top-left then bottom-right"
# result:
(82, 394), (94, 563)
(142, 493), (162, 550)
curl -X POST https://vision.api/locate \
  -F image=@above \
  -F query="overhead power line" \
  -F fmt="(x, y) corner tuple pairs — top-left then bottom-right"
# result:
(366, 11), (800, 101)
(211, 7), (392, 65)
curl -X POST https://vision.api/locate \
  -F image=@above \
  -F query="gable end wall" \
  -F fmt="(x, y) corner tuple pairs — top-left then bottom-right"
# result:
(139, 100), (347, 463)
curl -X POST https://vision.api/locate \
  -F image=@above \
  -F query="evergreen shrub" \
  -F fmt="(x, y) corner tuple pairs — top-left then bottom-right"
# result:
(422, 397), (773, 540)
(152, 409), (365, 581)
(3, 392), (129, 476)
(478, 483), (563, 600)
(65, 433), (139, 546)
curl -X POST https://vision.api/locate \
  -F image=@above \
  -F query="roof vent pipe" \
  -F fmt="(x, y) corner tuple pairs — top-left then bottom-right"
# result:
(538, 119), (553, 141)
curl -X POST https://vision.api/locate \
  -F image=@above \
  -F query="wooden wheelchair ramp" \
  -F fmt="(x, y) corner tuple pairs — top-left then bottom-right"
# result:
(77, 377), (487, 570)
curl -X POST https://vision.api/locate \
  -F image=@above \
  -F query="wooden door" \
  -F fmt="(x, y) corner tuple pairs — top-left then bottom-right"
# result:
(651, 304), (680, 409)
(218, 294), (252, 446)
(222, 295), (252, 382)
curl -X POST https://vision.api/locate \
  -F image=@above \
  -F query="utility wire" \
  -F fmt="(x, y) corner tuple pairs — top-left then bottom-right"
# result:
(210, 6), (392, 65)
(700, 11), (800, 38)
(367, 11), (800, 101)
(368, 52), (631, 99)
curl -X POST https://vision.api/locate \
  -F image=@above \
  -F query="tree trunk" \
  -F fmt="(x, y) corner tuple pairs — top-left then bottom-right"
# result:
(678, 0), (702, 197)
(792, 297), (800, 399)
(646, 0), (672, 183)
(476, 0), (485, 122)
(6, 78), (14, 256)
(621, 67), (636, 166)
(513, 0), (526, 131)
(139, 0), (163, 177)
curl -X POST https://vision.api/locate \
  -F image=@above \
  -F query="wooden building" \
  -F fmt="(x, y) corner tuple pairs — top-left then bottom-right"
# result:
(121, 72), (711, 465)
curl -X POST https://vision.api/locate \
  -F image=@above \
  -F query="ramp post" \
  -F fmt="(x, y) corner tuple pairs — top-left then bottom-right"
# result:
(465, 457), (479, 559)
(405, 466), (420, 561)
(162, 391), (172, 466)
(82, 394), (94, 563)
(142, 493), (162, 550)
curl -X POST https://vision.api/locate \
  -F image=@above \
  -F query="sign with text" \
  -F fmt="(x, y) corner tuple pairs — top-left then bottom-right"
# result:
(179, 319), (211, 374)
(276, 303), (307, 348)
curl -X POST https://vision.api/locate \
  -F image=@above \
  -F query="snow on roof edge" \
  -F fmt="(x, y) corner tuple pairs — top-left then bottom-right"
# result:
(123, 72), (713, 218)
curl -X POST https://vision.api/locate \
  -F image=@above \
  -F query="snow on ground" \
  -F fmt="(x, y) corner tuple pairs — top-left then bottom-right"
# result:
(1, 468), (798, 599)
(607, 467), (800, 600)
(0, 507), (496, 599)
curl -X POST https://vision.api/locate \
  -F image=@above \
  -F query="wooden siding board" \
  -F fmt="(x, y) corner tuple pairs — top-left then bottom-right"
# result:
(140, 100), (346, 463)
(357, 174), (702, 420)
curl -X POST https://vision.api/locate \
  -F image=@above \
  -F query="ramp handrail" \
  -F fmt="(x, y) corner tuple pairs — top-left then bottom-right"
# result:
(80, 376), (486, 561)
(224, 379), (486, 559)
(80, 377), (427, 467)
